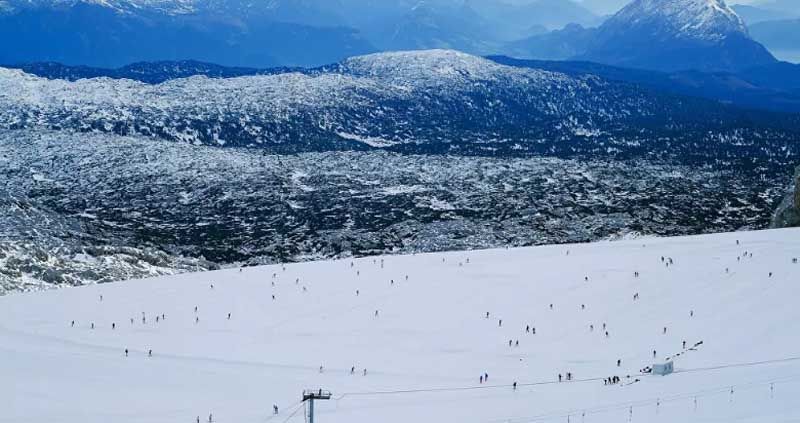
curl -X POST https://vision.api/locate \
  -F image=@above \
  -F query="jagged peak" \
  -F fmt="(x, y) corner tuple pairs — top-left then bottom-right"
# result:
(610, 0), (748, 42)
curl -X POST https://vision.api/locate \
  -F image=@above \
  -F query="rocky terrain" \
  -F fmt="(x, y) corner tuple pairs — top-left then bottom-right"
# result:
(0, 130), (789, 293)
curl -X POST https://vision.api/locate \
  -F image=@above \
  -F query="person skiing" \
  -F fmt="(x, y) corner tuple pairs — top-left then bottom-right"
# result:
(526, 325), (530, 333)
(515, 340), (519, 347)
(499, 319), (502, 327)
(532, 327), (536, 335)
(484, 372), (488, 382)
(148, 349), (153, 357)
(590, 324), (594, 332)
(617, 359), (621, 367)
(509, 340), (513, 347)
(71, 320), (75, 327)
(480, 375), (484, 384)
(91, 322), (94, 329)
(125, 348), (129, 357)
(112, 323), (116, 330)
(227, 313), (231, 320)
(195, 316), (200, 324)
(663, 327), (667, 334)
(273, 405), (279, 415)
(558, 374), (562, 382)
(351, 366), (355, 375)
(363, 369), (368, 376)
(683, 340), (687, 349)
(653, 350), (657, 358)
(513, 382), (517, 390)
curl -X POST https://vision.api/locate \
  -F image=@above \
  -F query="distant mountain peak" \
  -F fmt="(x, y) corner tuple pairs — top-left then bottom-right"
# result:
(611, 0), (748, 42)
(577, 0), (776, 72)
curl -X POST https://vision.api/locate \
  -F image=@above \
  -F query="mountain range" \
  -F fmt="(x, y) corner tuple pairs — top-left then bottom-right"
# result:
(0, 0), (795, 75)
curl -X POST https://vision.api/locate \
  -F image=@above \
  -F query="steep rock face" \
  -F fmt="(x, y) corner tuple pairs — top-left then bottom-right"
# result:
(772, 166), (800, 228)
(579, 0), (777, 72)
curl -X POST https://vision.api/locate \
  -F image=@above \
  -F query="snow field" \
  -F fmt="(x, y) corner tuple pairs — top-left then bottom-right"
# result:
(2, 228), (800, 423)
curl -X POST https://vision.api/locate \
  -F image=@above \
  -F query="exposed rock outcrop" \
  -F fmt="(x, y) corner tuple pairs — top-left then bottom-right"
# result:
(772, 166), (800, 228)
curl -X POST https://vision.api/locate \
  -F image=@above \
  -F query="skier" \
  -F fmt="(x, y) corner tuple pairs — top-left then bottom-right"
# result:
(663, 327), (667, 334)
(363, 369), (368, 376)
(653, 350), (657, 358)
(91, 322), (94, 329)
(509, 340), (513, 347)
(769, 272), (773, 278)
(227, 313), (231, 320)
(581, 304), (585, 310)
(549, 304), (553, 310)
(486, 312), (490, 319)
(499, 319), (502, 327)
(605, 331), (609, 338)
(558, 374), (562, 382)
(356, 290), (360, 296)
(567, 372), (572, 381)
(142, 316), (146, 324)
(590, 324), (594, 332)
(130, 318), (134, 325)
(273, 405), (279, 415)
(319, 365), (324, 373)
(485, 372), (488, 382)
(375, 310), (379, 317)
(195, 316), (200, 324)
(515, 340), (519, 347)
(351, 366), (355, 375)
(272, 295), (276, 301)
(480, 375), (484, 384)
(513, 382), (517, 390)
(532, 327), (536, 335)
(683, 340), (687, 349)
(208, 414), (213, 423)
(125, 348), (129, 357)
(99, 295), (103, 301)
(690, 310), (694, 317)
(112, 323), (116, 330)
(71, 320), (75, 327)
(526, 325), (530, 333)
(148, 349), (153, 357)
(197, 416), (200, 423)
(194, 306), (198, 313)
(617, 359), (621, 367)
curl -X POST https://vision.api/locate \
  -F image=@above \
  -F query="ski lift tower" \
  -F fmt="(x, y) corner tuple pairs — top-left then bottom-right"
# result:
(302, 389), (332, 423)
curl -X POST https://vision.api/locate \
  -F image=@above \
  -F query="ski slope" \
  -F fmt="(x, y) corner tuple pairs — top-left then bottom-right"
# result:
(2, 228), (800, 423)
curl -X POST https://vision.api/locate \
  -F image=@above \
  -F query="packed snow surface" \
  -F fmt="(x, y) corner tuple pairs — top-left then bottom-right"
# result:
(2, 228), (800, 422)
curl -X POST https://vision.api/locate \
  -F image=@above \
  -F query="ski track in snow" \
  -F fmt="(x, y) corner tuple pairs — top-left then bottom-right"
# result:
(2, 228), (800, 423)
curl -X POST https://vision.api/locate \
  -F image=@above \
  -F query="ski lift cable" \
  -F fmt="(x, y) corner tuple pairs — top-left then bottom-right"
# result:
(335, 355), (800, 400)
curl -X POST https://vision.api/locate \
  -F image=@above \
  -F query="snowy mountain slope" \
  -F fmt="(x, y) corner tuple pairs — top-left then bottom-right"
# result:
(579, 0), (777, 71)
(1, 50), (799, 162)
(2, 228), (800, 422)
